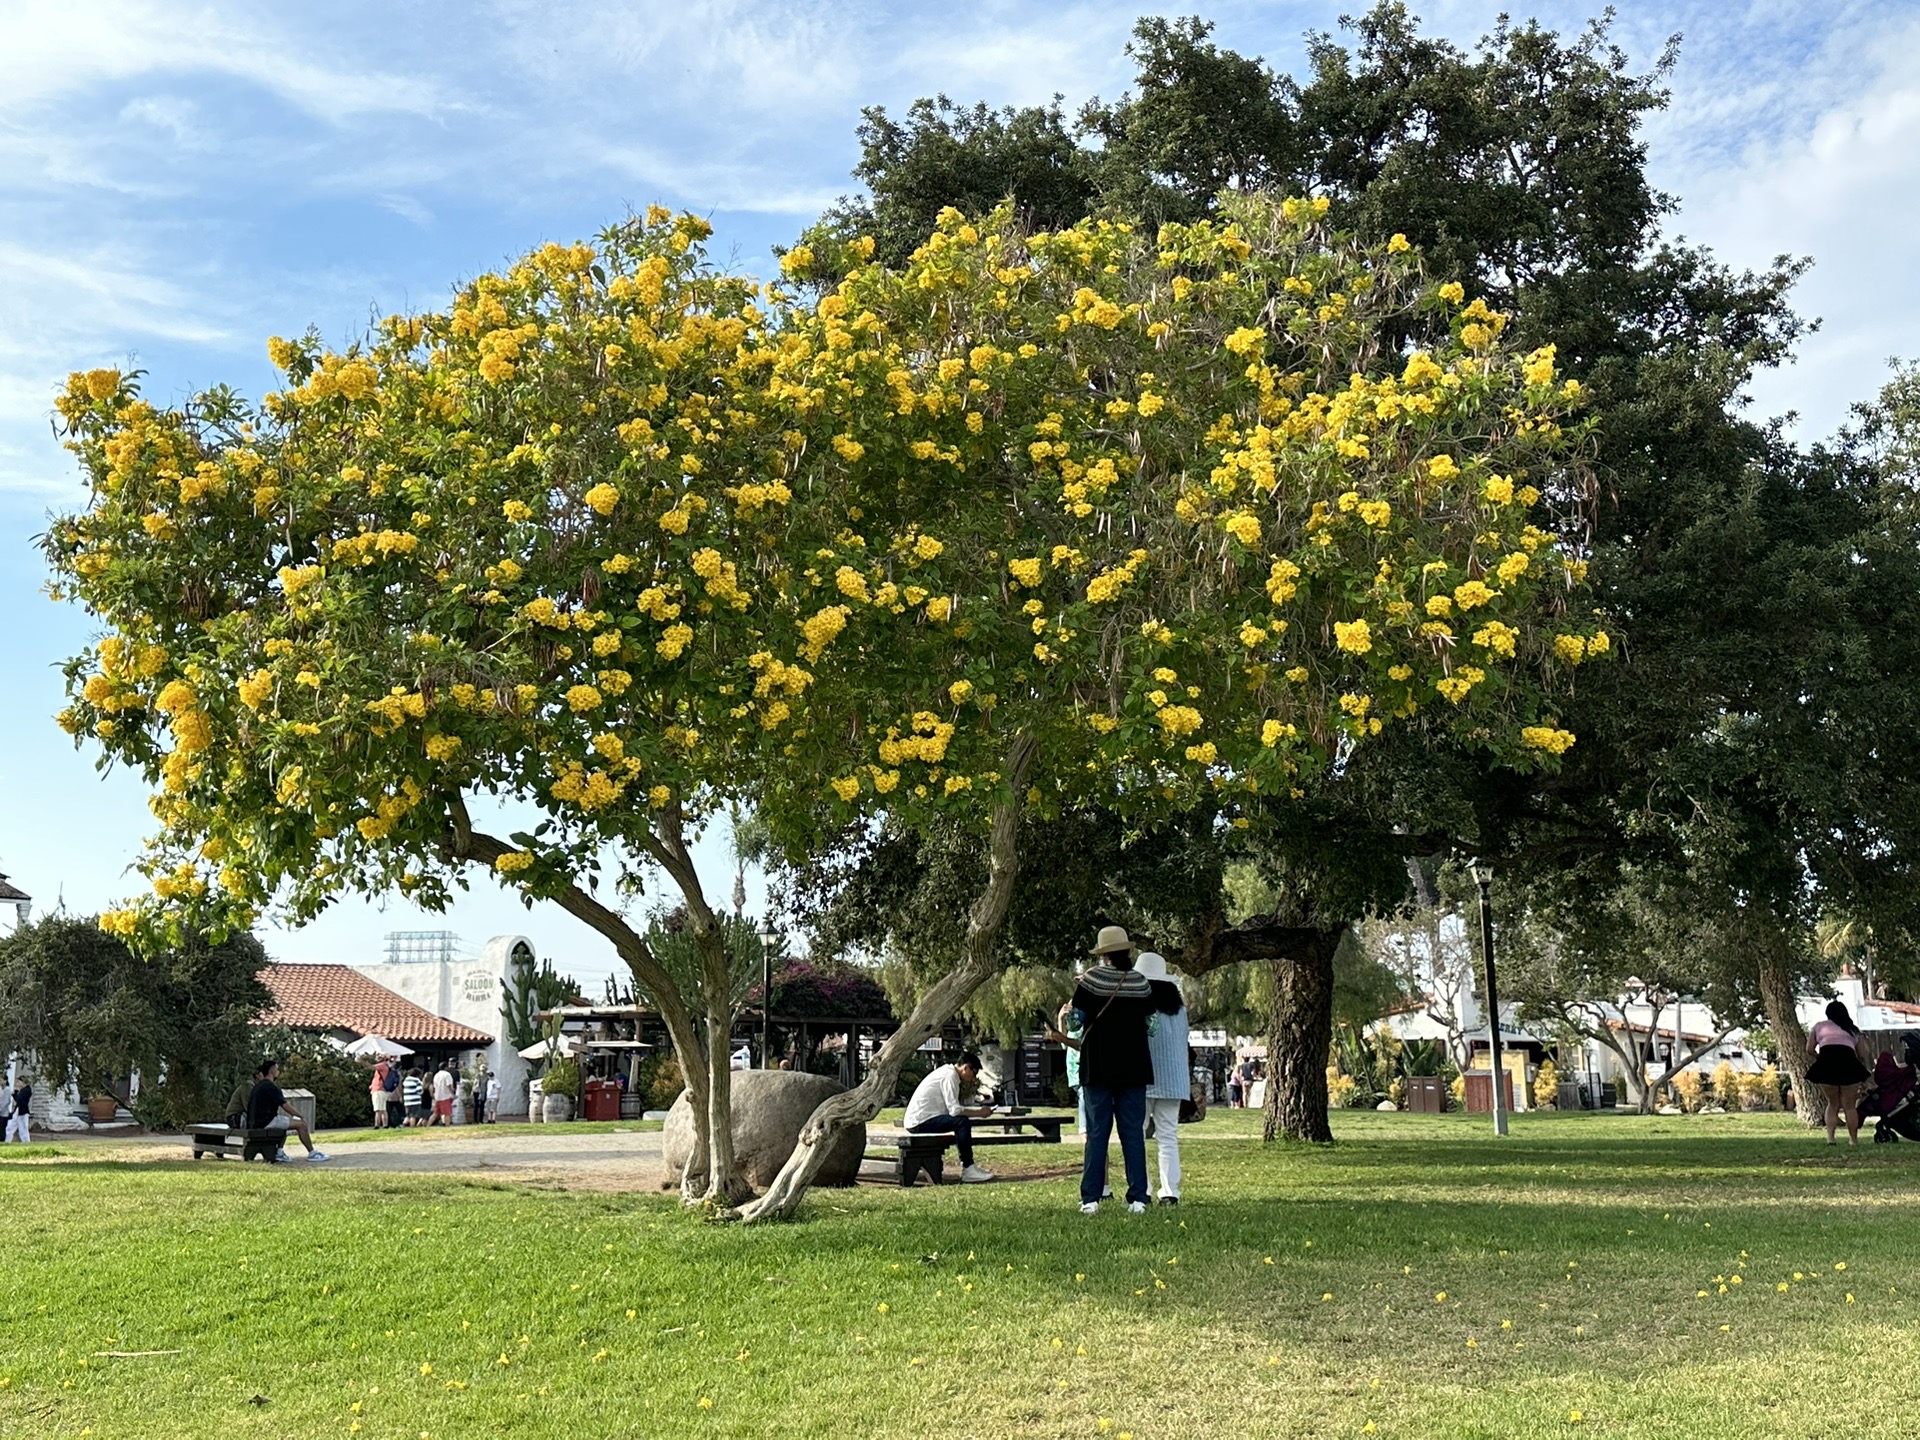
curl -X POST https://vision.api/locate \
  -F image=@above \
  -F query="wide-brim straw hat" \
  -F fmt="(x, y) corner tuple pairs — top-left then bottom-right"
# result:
(1089, 924), (1134, 956)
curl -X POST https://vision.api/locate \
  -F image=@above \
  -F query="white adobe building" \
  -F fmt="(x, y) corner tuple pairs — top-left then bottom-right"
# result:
(0, 871), (29, 935)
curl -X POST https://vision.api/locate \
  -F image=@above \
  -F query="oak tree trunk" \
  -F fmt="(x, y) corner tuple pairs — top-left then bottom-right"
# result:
(1757, 930), (1820, 1125)
(1262, 926), (1345, 1143)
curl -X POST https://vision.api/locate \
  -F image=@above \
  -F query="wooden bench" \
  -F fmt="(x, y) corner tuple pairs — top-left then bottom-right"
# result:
(68, 1109), (137, 1132)
(186, 1122), (288, 1162)
(883, 1113), (1069, 1187)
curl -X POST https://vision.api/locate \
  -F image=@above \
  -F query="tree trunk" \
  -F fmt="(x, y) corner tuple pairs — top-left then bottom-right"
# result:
(735, 734), (1035, 1223)
(650, 810), (751, 1206)
(1757, 930), (1820, 1124)
(1262, 926), (1345, 1143)
(445, 803), (723, 1204)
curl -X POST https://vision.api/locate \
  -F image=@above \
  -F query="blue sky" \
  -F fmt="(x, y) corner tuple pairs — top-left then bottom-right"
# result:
(2, 0), (1916, 988)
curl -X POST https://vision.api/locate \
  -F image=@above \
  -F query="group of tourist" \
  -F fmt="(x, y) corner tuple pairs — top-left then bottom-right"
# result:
(899, 924), (1194, 1211)
(369, 1058), (498, 1127)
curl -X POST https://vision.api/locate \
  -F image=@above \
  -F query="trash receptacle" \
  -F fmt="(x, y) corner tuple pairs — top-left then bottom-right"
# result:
(583, 1078), (620, 1122)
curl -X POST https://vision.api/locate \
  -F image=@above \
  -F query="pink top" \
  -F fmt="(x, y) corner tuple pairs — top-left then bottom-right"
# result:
(1808, 1020), (1858, 1052)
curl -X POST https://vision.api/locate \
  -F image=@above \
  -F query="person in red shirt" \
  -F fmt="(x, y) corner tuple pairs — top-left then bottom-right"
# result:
(370, 1059), (392, 1129)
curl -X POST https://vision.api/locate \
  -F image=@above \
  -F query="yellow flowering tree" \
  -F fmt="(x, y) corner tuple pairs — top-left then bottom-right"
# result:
(47, 194), (1598, 1220)
(727, 195), (1599, 1218)
(48, 210), (804, 1204)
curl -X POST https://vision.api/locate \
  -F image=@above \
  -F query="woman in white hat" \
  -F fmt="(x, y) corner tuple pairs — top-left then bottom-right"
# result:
(1135, 949), (1188, 1204)
(1060, 925), (1180, 1214)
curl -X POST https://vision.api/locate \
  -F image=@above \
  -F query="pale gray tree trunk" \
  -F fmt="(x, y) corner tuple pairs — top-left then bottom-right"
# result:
(735, 734), (1035, 1223)
(651, 812), (749, 1206)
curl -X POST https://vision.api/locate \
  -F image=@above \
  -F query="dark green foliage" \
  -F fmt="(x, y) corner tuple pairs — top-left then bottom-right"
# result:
(1081, 16), (1297, 227)
(501, 943), (580, 1052)
(542, 1055), (580, 1101)
(0, 914), (269, 1127)
(828, 96), (1096, 269)
(634, 1053), (684, 1110)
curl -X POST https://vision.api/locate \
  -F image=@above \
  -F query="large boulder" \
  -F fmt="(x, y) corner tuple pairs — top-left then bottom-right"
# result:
(662, 1070), (866, 1189)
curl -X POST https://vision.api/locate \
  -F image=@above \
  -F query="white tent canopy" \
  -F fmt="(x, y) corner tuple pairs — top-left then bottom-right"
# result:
(516, 1036), (585, 1062)
(340, 1034), (413, 1059)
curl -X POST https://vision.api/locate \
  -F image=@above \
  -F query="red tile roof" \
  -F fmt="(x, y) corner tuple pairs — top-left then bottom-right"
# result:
(261, 963), (492, 1045)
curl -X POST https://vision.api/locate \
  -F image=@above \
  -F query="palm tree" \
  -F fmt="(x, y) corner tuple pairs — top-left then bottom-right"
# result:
(1817, 914), (1877, 998)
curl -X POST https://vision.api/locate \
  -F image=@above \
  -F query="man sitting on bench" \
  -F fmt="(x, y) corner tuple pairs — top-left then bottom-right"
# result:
(224, 1062), (265, 1130)
(250, 1059), (328, 1163)
(903, 1052), (995, 1183)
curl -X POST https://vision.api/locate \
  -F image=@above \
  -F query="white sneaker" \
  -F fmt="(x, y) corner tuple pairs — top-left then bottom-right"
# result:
(960, 1163), (995, 1183)
(1127, 1201), (1148, 1215)
(306, 1150), (330, 1162)
(1079, 1201), (1100, 1216)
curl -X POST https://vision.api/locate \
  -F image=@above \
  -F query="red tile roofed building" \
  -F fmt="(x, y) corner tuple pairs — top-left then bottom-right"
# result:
(261, 963), (492, 1047)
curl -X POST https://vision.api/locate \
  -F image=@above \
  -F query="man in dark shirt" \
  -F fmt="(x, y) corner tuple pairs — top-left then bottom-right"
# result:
(248, 1060), (328, 1162)
(1064, 926), (1179, 1215)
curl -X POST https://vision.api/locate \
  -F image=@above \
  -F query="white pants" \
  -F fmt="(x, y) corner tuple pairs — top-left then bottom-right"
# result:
(4, 1113), (29, 1143)
(1147, 1097), (1181, 1197)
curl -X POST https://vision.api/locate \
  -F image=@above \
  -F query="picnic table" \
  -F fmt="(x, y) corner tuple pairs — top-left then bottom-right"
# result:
(881, 1109), (1074, 1187)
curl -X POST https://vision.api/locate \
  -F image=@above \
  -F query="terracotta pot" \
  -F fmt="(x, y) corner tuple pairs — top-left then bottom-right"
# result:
(86, 1095), (119, 1121)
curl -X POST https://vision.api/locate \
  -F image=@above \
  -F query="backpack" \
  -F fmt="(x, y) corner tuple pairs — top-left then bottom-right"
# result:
(383, 1064), (400, 1093)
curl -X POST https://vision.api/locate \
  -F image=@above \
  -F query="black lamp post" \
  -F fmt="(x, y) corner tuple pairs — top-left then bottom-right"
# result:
(756, 921), (779, 1068)
(1470, 859), (1508, 1137)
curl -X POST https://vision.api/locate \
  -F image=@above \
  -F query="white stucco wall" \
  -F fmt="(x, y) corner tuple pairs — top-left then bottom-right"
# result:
(346, 934), (533, 1118)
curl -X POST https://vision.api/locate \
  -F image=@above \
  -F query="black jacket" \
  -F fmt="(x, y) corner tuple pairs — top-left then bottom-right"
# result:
(1073, 964), (1181, 1089)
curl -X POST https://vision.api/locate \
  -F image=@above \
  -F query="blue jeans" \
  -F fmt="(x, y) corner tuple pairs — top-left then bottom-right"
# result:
(908, 1113), (973, 1165)
(1080, 1084), (1147, 1205)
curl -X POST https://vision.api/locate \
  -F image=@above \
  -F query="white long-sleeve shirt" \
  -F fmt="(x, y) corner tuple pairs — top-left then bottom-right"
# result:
(903, 1064), (964, 1129)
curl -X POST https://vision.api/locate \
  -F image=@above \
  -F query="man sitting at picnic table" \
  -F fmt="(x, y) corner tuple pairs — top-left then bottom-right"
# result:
(902, 1051), (996, 1183)
(248, 1059), (329, 1162)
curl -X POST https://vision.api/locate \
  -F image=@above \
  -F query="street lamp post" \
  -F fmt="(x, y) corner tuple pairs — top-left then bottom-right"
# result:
(1470, 859), (1509, 1137)
(756, 922), (779, 1069)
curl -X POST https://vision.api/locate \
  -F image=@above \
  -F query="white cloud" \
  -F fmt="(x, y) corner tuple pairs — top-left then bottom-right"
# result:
(1667, 10), (1920, 432)
(0, 1), (451, 125)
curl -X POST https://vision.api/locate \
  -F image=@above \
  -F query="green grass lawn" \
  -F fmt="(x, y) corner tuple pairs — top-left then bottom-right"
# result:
(0, 1111), (1912, 1438)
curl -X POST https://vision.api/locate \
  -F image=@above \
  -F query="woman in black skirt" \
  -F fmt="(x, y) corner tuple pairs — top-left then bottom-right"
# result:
(1805, 999), (1871, 1145)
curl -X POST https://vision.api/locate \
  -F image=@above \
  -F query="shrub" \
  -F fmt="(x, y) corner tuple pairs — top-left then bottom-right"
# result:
(276, 1045), (374, 1130)
(1741, 1066), (1780, 1111)
(635, 1054), (684, 1110)
(542, 1056), (581, 1100)
(1449, 1073), (1466, 1110)
(1533, 1058), (1560, 1110)
(1711, 1060), (1741, 1110)
(1327, 1066), (1357, 1109)
(1673, 1069), (1704, 1113)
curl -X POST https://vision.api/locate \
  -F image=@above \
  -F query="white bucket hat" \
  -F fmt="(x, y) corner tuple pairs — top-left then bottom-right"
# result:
(1135, 951), (1180, 989)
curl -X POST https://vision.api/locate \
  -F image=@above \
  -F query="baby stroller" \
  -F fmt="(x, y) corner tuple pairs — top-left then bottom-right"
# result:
(1864, 1035), (1920, 1143)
